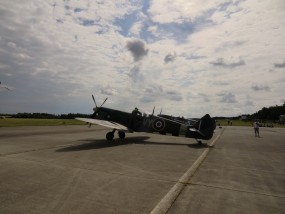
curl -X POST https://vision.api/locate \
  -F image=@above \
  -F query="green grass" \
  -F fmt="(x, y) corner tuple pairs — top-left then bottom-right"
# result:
(0, 118), (86, 127)
(216, 120), (251, 127)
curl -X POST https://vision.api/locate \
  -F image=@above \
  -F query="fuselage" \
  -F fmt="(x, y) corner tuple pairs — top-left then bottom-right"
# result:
(94, 107), (215, 140)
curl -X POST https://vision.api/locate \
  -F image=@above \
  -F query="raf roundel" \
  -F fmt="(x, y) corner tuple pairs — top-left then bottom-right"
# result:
(152, 118), (166, 131)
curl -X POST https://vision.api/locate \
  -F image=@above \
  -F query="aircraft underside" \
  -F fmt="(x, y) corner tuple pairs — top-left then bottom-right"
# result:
(105, 129), (204, 145)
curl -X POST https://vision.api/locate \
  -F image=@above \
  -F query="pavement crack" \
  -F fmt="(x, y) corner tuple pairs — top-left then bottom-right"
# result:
(0, 142), (81, 157)
(189, 182), (285, 199)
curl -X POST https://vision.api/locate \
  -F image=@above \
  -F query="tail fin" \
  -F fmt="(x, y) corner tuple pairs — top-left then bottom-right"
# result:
(189, 114), (216, 140)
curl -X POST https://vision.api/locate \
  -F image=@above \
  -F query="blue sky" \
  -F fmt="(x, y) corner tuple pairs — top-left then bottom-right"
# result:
(0, 0), (285, 117)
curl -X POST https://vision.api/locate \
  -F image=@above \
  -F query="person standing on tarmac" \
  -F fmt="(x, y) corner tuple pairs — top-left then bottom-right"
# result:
(253, 121), (260, 137)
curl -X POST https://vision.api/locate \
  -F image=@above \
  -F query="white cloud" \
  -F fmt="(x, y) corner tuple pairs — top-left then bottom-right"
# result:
(0, 0), (284, 117)
(148, 0), (231, 24)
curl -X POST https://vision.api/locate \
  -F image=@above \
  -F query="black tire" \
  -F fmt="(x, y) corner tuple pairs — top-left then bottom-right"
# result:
(106, 132), (114, 141)
(118, 131), (125, 139)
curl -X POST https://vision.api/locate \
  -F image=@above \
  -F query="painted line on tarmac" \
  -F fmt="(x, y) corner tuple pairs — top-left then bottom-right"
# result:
(150, 133), (222, 214)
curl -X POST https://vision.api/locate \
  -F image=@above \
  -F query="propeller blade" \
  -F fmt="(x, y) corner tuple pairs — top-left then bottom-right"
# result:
(100, 97), (108, 107)
(92, 94), (97, 107)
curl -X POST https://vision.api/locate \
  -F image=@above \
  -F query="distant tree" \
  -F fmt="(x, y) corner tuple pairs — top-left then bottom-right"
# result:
(11, 113), (91, 119)
(250, 103), (285, 121)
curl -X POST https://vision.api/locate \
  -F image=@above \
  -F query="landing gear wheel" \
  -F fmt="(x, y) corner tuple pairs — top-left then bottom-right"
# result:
(106, 132), (114, 141)
(118, 131), (126, 139)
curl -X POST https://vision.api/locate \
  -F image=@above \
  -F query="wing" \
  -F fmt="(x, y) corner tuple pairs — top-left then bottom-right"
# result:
(189, 128), (205, 136)
(75, 118), (130, 132)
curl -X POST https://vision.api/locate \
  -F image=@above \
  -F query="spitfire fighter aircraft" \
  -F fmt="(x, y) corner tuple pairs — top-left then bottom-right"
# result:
(76, 96), (216, 144)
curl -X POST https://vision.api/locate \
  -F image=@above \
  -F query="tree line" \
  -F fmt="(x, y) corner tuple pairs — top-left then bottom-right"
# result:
(249, 103), (285, 121)
(11, 113), (92, 119)
(3, 103), (285, 121)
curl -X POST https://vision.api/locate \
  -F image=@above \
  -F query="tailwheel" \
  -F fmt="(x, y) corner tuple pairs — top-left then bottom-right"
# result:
(118, 131), (126, 139)
(196, 139), (202, 145)
(106, 132), (114, 141)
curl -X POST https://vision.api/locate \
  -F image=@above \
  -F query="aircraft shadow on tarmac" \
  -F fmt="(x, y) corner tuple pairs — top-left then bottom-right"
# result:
(56, 136), (212, 152)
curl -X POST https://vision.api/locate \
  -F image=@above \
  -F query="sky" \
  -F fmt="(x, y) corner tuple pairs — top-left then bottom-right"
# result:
(0, 0), (285, 118)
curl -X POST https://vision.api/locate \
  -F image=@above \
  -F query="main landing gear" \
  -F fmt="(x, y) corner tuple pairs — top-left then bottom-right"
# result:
(106, 129), (126, 141)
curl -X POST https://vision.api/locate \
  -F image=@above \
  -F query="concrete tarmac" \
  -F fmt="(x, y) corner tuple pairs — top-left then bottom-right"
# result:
(168, 126), (285, 214)
(0, 125), (284, 213)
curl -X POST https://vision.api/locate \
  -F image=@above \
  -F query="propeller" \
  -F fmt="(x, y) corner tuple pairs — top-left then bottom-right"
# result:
(100, 97), (108, 107)
(91, 95), (108, 115)
(92, 95), (97, 108)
